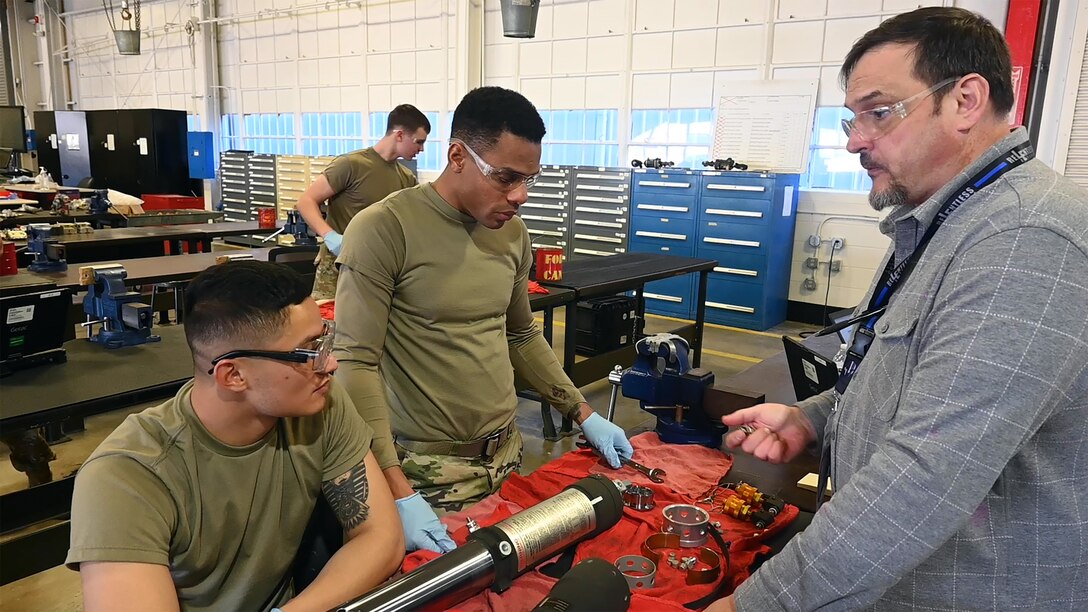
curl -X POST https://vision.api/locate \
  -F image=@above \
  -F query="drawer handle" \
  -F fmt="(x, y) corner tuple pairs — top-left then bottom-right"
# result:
(579, 184), (626, 193)
(714, 266), (758, 277)
(528, 192), (564, 200)
(644, 292), (683, 303)
(575, 219), (623, 229)
(705, 208), (763, 218)
(528, 228), (564, 237)
(576, 195), (625, 204)
(703, 237), (761, 248)
(707, 301), (755, 314)
(638, 181), (691, 188)
(534, 181), (564, 188)
(573, 248), (617, 256)
(575, 206), (624, 215)
(521, 214), (563, 223)
(522, 203), (565, 210)
(541, 171), (566, 178)
(636, 204), (688, 212)
(576, 173), (624, 181)
(575, 233), (623, 244)
(636, 231), (686, 241)
(706, 184), (765, 192)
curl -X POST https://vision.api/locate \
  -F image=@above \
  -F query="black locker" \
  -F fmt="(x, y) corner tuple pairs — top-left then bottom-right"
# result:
(86, 109), (124, 193)
(84, 109), (192, 197)
(32, 111), (91, 187)
(119, 109), (190, 196)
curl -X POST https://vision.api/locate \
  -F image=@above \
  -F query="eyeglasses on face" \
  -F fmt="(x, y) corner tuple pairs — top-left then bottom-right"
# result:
(841, 76), (961, 141)
(208, 319), (336, 375)
(451, 138), (540, 192)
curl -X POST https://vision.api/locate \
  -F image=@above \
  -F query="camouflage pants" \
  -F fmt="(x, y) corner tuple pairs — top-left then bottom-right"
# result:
(397, 428), (524, 515)
(311, 245), (338, 301)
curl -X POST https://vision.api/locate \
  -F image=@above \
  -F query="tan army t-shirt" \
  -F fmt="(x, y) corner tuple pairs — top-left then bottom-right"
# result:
(66, 378), (372, 611)
(323, 148), (417, 234)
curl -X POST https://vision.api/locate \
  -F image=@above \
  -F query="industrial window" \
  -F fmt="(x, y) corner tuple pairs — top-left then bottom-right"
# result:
(239, 113), (296, 155)
(301, 112), (365, 157)
(540, 109), (619, 167)
(628, 109), (713, 169)
(802, 107), (872, 191)
(367, 110), (443, 172)
(220, 114), (242, 152)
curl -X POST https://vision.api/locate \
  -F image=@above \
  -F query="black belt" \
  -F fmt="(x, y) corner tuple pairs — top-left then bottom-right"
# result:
(395, 422), (516, 460)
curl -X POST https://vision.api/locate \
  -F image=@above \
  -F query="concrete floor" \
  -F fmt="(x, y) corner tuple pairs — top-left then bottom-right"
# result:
(0, 311), (817, 611)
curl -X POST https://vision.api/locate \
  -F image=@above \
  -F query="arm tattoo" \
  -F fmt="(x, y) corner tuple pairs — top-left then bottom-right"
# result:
(322, 460), (371, 532)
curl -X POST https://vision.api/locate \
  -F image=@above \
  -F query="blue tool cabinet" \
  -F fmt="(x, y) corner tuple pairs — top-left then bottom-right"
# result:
(629, 169), (798, 330)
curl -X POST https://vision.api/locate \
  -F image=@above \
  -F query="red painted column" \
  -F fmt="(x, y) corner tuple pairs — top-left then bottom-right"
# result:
(1004, 0), (1043, 126)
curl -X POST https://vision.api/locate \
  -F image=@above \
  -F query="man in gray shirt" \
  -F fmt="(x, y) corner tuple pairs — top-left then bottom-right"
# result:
(712, 7), (1088, 611)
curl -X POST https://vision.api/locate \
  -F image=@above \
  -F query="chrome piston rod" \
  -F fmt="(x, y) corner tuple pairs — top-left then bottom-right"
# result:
(332, 475), (624, 612)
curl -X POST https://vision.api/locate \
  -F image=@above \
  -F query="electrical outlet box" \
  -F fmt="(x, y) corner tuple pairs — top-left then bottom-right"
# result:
(830, 261), (842, 272)
(808, 235), (821, 248)
(805, 257), (819, 269)
(831, 237), (845, 250)
(802, 277), (817, 291)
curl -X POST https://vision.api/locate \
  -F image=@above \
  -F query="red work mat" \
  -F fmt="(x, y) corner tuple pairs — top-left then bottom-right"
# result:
(403, 432), (799, 611)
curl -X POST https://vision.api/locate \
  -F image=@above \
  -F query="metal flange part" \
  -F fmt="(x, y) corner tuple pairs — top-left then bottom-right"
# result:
(615, 555), (657, 590)
(622, 485), (655, 511)
(662, 503), (711, 547)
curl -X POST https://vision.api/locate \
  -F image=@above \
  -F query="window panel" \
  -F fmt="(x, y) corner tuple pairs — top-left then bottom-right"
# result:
(539, 109), (620, 168)
(801, 107), (870, 191)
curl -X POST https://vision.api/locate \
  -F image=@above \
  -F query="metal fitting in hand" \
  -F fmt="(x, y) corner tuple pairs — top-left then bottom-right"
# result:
(622, 485), (655, 511)
(465, 518), (479, 533)
(662, 504), (711, 547)
(615, 555), (656, 590)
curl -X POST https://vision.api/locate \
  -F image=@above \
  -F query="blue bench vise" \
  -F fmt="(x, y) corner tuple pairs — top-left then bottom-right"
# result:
(80, 265), (161, 349)
(285, 210), (317, 246)
(616, 333), (725, 448)
(26, 224), (68, 273)
(89, 189), (112, 215)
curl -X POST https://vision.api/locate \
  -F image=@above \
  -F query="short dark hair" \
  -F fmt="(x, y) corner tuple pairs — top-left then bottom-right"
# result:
(450, 86), (546, 151)
(385, 104), (431, 135)
(183, 261), (311, 354)
(840, 7), (1014, 116)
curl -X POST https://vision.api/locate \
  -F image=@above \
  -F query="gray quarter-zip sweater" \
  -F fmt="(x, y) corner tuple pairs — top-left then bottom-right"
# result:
(737, 128), (1088, 610)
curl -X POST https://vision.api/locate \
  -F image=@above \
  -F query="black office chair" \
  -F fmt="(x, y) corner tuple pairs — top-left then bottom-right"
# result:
(76, 177), (95, 189)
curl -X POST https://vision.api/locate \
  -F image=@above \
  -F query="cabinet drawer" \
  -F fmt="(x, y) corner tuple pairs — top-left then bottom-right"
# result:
(701, 174), (776, 199)
(706, 277), (762, 317)
(631, 214), (694, 237)
(632, 171), (697, 196)
(698, 221), (768, 254)
(700, 246), (766, 285)
(700, 196), (772, 226)
(642, 275), (694, 318)
(520, 212), (567, 226)
(630, 193), (697, 221)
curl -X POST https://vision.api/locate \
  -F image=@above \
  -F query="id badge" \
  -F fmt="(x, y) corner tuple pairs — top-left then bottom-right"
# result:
(835, 325), (876, 394)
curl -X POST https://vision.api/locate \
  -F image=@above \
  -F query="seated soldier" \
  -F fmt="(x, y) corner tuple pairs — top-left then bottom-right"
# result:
(66, 261), (403, 612)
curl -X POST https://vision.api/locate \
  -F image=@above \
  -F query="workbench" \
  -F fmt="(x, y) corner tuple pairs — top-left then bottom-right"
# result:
(0, 209), (225, 230)
(539, 253), (717, 436)
(26, 221), (282, 263)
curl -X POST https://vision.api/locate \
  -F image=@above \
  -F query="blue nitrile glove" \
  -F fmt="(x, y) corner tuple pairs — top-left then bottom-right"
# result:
(395, 492), (457, 553)
(322, 230), (344, 256)
(580, 412), (634, 469)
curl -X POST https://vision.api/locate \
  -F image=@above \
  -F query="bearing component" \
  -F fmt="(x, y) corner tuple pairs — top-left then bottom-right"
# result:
(662, 504), (711, 547)
(615, 555), (657, 590)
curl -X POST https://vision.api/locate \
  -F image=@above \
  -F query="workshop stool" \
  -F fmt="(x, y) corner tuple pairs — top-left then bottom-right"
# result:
(152, 281), (186, 325)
